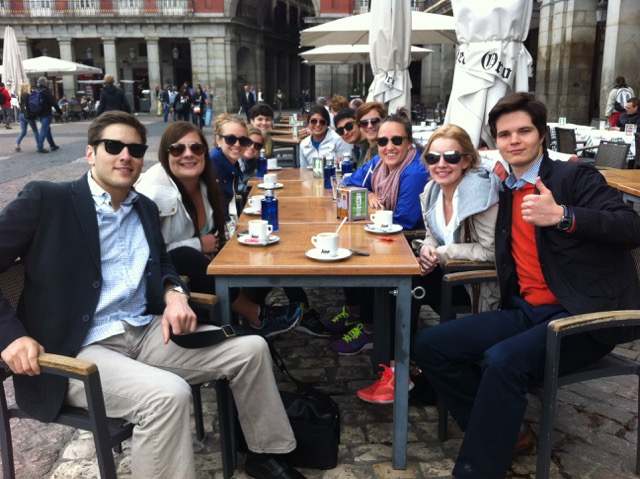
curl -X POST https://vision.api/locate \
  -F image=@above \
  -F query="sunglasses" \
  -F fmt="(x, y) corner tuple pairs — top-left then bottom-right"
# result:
(309, 118), (328, 126)
(424, 150), (464, 165)
(376, 136), (408, 147)
(335, 121), (355, 137)
(168, 142), (206, 156)
(247, 141), (264, 150)
(359, 118), (381, 128)
(219, 134), (253, 147)
(93, 139), (148, 158)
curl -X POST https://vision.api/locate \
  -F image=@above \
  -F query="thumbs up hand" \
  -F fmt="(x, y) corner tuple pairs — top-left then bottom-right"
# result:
(521, 177), (565, 226)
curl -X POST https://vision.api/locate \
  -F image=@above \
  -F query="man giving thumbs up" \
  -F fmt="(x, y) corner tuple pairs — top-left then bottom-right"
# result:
(412, 92), (640, 479)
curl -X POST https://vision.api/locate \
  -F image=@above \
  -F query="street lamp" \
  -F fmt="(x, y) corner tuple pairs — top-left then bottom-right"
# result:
(596, 0), (607, 23)
(42, 47), (48, 56)
(86, 47), (93, 59)
(172, 46), (179, 60)
(129, 47), (136, 60)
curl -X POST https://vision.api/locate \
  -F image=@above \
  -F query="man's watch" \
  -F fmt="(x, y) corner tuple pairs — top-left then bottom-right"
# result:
(165, 284), (190, 299)
(556, 205), (573, 231)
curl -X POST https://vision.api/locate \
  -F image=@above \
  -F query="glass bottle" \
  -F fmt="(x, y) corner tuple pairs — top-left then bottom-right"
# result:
(257, 148), (267, 179)
(323, 156), (336, 190)
(341, 152), (353, 175)
(261, 187), (279, 232)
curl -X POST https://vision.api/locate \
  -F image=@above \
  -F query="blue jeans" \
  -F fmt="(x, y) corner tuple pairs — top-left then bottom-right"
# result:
(412, 296), (613, 479)
(162, 103), (170, 122)
(17, 113), (39, 146)
(37, 115), (56, 149)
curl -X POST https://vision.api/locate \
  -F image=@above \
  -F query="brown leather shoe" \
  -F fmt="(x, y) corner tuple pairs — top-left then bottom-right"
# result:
(514, 424), (535, 456)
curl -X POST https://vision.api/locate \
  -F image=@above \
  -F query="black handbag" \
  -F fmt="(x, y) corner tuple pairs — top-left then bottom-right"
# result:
(269, 342), (341, 470)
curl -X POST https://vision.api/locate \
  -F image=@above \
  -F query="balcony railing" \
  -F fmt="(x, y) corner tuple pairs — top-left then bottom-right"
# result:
(1, 0), (194, 17)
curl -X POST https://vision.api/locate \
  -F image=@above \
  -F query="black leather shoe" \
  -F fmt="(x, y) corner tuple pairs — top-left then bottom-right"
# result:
(245, 453), (306, 479)
(51, 145), (60, 151)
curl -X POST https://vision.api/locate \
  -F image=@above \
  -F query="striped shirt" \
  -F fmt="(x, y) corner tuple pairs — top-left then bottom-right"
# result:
(82, 172), (153, 346)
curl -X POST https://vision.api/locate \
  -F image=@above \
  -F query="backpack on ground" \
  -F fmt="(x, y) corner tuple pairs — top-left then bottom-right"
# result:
(28, 89), (44, 116)
(614, 87), (631, 112)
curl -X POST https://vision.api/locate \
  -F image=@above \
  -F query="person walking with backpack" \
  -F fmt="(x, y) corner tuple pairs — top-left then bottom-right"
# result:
(95, 75), (131, 116)
(15, 83), (39, 152)
(0, 82), (13, 129)
(34, 76), (62, 154)
(605, 76), (634, 128)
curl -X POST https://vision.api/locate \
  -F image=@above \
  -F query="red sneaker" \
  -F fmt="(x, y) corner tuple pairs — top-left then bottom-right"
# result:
(356, 364), (414, 404)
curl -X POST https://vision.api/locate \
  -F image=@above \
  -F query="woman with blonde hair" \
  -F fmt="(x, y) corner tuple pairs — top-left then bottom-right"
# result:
(15, 83), (39, 152)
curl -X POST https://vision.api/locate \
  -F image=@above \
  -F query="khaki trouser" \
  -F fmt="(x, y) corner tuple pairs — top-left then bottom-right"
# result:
(67, 316), (295, 479)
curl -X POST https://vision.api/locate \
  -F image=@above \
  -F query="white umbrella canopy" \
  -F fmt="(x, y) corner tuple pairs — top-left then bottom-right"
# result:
(366, 0), (412, 113)
(444, 0), (534, 148)
(0, 56), (102, 77)
(1, 26), (27, 96)
(300, 44), (433, 65)
(300, 10), (457, 47)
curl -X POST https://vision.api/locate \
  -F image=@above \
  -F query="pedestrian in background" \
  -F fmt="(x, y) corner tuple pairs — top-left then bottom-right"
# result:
(0, 82), (13, 129)
(35, 76), (62, 154)
(95, 75), (131, 116)
(15, 83), (39, 152)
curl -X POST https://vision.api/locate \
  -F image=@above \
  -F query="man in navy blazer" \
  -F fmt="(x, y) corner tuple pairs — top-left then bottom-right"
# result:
(0, 112), (306, 479)
(413, 93), (640, 479)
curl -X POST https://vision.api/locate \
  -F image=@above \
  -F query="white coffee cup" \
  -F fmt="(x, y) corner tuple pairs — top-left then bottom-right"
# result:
(263, 173), (278, 187)
(370, 210), (394, 231)
(311, 232), (338, 257)
(248, 195), (264, 210)
(268, 158), (278, 169)
(248, 220), (273, 242)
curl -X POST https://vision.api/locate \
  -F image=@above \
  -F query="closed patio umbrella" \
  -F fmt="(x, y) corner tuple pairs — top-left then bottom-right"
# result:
(444, 0), (533, 148)
(366, 0), (412, 113)
(1, 26), (27, 96)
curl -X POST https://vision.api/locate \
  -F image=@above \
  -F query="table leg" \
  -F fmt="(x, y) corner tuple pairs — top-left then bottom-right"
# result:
(392, 277), (412, 469)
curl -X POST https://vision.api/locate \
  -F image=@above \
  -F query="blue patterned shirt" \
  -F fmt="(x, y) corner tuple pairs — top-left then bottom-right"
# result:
(505, 155), (543, 191)
(82, 172), (153, 346)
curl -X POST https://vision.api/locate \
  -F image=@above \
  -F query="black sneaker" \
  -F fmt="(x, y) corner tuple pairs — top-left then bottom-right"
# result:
(245, 453), (306, 479)
(37, 148), (49, 153)
(50, 145), (60, 151)
(296, 308), (331, 337)
(251, 303), (302, 338)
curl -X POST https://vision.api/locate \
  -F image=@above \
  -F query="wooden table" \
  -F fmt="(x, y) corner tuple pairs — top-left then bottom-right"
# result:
(208, 222), (419, 469)
(240, 196), (339, 223)
(247, 167), (315, 187)
(249, 179), (333, 198)
(600, 169), (640, 205)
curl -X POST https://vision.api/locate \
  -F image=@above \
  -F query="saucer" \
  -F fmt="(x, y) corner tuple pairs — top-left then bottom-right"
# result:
(305, 247), (352, 262)
(242, 207), (262, 216)
(257, 182), (284, 189)
(365, 224), (403, 234)
(268, 166), (282, 171)
(237, 234), (280, 246)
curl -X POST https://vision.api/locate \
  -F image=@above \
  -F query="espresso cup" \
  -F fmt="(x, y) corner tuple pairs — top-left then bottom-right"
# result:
(248, 220), (273, 242)
(268, 158), (278, 169)
(263, 173), (278, 187)
(370, 210), (394, 231)
(248, 195), (264, 210)
(311, 232), (338, 257)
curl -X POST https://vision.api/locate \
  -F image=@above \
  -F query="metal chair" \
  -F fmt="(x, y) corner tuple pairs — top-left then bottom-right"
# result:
(634, 133), (640, 169)
(554, 127), (578, 154)
(593, 140), (631, 169)
(434, 249), (640, 478)
(0, 260), (236, 479)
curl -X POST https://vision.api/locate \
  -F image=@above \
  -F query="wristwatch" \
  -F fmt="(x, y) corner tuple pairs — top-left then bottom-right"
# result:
(556, 205), (573, 231)
(165, 284), (190, 299)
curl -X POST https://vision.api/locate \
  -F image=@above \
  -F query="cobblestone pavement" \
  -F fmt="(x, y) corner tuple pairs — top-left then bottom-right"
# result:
(1, 114), (639, 479)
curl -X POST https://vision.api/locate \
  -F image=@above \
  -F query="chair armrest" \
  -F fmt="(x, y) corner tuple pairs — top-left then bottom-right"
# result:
(190, 292), (220, 305)
(1, 353), (98, 380)
(442, 269), (498, 288)
(443, 259), (496, 273)
(548, 310), (640, 337)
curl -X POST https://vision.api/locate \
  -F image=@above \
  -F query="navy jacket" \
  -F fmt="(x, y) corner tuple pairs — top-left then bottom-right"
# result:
(495, 154), (640, 344)
(0, 175), (186, 421)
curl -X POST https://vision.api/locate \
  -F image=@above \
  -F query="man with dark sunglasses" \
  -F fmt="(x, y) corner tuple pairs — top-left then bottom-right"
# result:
(413, 92), (640, 479)
(333, 108), (366, 165)
(0, 111), (307, 479)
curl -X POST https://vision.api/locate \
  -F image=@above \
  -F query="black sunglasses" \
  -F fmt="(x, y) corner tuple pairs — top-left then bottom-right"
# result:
(425, 150), (464, 165)
(219, 134), (253, 147)
(247, 141), (264, 150)
(93, 139), (148, 158)
(376, 136), (408, 147)
(336, 121), (355, 137)
(359, 118), (381, 128)
(168, 142), (206, 156)
(309, 118), (328, 126)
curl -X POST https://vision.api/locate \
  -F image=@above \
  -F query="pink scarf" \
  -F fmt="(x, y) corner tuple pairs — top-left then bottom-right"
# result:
(371, 147), (417, 211)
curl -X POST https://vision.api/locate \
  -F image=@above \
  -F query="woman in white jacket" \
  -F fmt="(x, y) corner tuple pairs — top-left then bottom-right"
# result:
(298, 105), (352, 168)
(135, 121), (302, 336)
